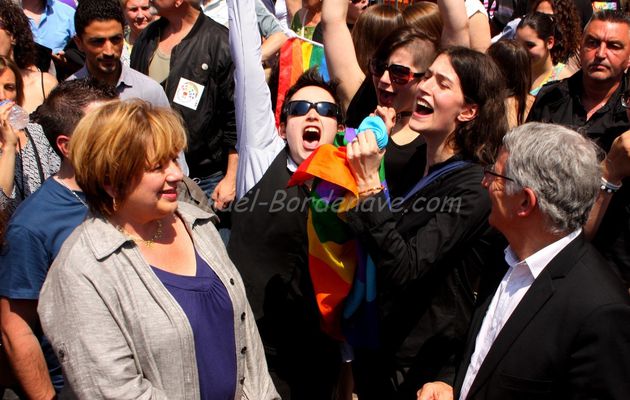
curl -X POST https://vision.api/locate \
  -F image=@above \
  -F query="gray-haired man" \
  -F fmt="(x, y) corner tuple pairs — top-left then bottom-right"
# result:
(418, 122), (630, 400)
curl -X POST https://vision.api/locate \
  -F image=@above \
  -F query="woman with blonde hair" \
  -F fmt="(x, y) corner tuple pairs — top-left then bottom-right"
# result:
(38, 100), (278, 399)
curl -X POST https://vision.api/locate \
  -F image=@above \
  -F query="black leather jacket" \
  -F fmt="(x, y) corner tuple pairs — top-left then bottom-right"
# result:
(131, 13), (236, 178)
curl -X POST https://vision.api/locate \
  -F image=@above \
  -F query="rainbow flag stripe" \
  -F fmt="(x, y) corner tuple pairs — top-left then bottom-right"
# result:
(288, 130), (386, 346)
(275, 37), (329, 127)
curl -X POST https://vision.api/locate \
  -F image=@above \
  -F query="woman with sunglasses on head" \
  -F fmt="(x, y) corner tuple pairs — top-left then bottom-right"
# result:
(345, 47), (508, 399)
(516, 13), (573, 99)
(38, 99), (279, 399)
(0, 55), (59, 217)
(227, 0), (347, 397)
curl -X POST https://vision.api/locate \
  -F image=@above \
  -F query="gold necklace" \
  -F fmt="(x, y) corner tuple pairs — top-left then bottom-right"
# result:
(117, 220), (163, 247)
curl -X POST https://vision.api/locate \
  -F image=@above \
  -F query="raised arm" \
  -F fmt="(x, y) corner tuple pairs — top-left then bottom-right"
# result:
(321, 0), (366, 113)
(438, 0), (470, 48)
(228, 0), (285, 198)
(584, 132), (630, 240)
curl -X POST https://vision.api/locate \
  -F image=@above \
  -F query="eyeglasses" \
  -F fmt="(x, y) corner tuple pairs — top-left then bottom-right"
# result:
(369, 59), (425, 85)
(483, 165), (517, 183)
(284, 100), (341, 120)
(622, 90), (630, 108)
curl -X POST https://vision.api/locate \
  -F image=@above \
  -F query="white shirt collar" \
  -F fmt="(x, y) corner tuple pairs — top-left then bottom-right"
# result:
(503, 228), (582, 280)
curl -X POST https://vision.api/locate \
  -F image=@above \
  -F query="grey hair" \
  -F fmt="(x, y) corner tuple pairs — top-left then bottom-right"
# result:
(503, 122), (602, 234)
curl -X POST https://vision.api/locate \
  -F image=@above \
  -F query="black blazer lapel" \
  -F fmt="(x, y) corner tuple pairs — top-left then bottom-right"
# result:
(453, 292), (496, 395)
(464, 235), (587, 399)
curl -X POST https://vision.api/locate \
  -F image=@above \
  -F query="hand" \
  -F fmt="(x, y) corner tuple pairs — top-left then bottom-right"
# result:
(417, 381), (454, 400)
(603, 131), (630, 184)
(372, 105), (397, 135)
(51, 51), (67, 64)
(211, 175), (236, 211)
(346, 129), (385, 193)
(0, 101), (19, 150)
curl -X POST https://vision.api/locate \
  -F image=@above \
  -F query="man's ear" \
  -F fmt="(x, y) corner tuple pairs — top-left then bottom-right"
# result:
(278, 122), (287, 140)
(73, 35), (84, 52)
(56, 135), (71, 158)
(517, 187), (538, 217)
(457, 103), (478, 123)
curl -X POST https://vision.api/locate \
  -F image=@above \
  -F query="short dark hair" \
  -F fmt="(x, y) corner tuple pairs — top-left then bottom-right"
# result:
(75, 0), (125, 37)
(0, 0), (38, 68)
(587, 9), (630, 28)
(32, 78), (119, 157)
(280, 68), (342, 123)
(371, 25), (438, 69)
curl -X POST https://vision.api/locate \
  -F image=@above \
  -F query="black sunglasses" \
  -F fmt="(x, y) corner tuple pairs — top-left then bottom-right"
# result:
(369, 59), (424, 85)
(483, 165), (517, 183)
(284, 100), (340, 120)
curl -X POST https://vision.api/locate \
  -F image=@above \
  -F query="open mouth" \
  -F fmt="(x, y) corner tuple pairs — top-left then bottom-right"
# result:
(302, 127), (321, 150)
(415, 98), (434, 115)
(377, 89), (395, 107)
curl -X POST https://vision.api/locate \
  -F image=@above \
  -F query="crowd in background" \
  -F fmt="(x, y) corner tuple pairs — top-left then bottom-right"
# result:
(1, 0), (630, 399)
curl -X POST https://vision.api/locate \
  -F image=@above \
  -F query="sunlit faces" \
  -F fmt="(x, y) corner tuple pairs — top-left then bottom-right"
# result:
(580, 20), (630, 84)
(125, 0), (155, 36)
(410, 53), (475, 136)
(516, 25), (554, 70)
(482, 149), (520, 232)
(75, 20), (124, 77)
(372, 44), (432, 112)
(0, 67), (17, 101)
(119, 157), (184, 221)
(279, 86), (341, 165)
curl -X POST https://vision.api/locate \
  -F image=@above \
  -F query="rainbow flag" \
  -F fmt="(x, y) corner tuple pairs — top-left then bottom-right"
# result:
(288, 130), (386, 347)
(275, 37), (330, 127)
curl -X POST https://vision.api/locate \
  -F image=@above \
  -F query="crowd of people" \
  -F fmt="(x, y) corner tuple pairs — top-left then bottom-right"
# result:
(1, 0), (630, 399)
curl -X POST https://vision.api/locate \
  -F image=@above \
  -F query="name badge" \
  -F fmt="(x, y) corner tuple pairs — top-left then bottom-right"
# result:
(173, 77), (205, 110)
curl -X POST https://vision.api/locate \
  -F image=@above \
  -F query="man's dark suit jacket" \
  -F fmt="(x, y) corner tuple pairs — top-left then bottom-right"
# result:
(453, 235), (630, 400)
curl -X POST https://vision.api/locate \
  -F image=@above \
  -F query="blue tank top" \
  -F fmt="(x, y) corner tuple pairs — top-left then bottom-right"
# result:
(152, 252), (236, 400)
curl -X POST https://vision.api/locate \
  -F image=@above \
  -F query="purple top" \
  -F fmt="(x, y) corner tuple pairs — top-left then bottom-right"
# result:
(152, 252), (236, 400)
(57, 0), (76, 9)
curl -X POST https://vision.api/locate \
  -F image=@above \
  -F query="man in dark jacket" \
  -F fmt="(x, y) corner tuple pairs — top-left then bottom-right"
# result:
(131, 0), (237, 209)
(527, 10), (630, 151)
(418, 123), (630, 400)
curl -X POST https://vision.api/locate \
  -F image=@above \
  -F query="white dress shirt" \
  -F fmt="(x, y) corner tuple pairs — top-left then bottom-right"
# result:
(459, 229), (581, 400)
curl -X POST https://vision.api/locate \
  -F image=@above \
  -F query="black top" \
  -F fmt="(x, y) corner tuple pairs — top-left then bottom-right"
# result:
(346, 156), (506, 398)
(130, 13), (236, 178)
(527, 71), (629, 152)
(527, 71), (630, 289)
(385, 135), (427, 200)
(227, 149), (341, 399)
(593, 181), (630, 287)
(345, 78), (378, 129)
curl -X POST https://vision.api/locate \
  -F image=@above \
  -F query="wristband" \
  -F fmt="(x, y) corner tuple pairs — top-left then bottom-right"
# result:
(600, 177), (622, 193)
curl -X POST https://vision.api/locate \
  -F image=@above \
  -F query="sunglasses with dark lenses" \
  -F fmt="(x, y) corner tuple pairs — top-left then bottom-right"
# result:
(285, 100), (340, 119)
(369, 59), (425, 85)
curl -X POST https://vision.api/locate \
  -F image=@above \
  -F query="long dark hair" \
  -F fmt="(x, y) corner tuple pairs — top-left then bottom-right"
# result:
(530, 0), (581, 63)
(443, 47), (508, 165)
(487, 39), (531, 125)
(518, 12), (559, 63)
(0, 0), (38, 69)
